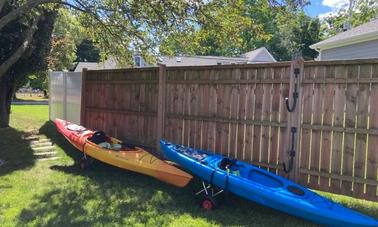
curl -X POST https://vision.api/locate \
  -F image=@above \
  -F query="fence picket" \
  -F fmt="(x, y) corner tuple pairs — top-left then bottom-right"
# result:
(80, 60), (378, 201)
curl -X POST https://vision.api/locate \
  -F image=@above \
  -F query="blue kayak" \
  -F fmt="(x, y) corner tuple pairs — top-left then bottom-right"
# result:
(160, 140), (378, 227)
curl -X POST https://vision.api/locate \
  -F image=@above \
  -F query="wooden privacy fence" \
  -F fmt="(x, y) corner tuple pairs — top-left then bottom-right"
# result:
(80, 59), (378, 201)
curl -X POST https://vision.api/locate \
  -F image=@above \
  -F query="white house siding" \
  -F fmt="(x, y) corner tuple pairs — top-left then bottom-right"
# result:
(320, 39), (378, 60)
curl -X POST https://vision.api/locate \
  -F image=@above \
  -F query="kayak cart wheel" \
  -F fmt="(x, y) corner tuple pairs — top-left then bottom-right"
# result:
(79, 157), (90, 170)
(200, 195), (218, 210)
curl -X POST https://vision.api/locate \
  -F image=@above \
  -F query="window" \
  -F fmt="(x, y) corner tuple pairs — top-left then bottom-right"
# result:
(134, 56), (141, 67)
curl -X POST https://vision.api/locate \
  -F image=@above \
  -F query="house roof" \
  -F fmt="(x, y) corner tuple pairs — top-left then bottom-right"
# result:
(74, 62), (98, 72)
(73, 47), (276, 71)
(74, 58), (118, 72)
(241, 47), (276, 62)
(310, 18), (378, 50)
(159, 47), (276, 67)
(159, 56), (249, 67)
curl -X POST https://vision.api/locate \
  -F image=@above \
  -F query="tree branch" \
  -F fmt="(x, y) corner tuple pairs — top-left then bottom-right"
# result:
(0, 15), (41, 78)
(57, 1), (87, 14)
(0, 0), (55, 31)
(0, 0), (7, 15)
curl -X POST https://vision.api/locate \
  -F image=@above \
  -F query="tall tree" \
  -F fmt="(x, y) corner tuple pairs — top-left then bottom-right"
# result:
(268, 11), (320, 60)
(159, 0), (320, 60)
(321, 0), (378, 38)
(0, 2), (56, 127)
(76, 39), (100, 63)
(0, 0), (207, 128)
(26, 8), (84, 95)
(160, 0), (270, 57)
(48, 8), (84, 71)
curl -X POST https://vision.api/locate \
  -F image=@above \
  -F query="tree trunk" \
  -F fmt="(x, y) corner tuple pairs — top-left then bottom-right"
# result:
(0, 78), (14, 128)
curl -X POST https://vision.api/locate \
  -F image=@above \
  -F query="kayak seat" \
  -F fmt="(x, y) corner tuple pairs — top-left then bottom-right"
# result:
(218, 158), (246, 176)
(219, 158), (236, 170)
(88, 131), (107, 144)
(248, 170), (284, 188)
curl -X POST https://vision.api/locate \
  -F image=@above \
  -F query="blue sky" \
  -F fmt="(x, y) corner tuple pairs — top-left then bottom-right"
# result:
(304, 0), (349, 18)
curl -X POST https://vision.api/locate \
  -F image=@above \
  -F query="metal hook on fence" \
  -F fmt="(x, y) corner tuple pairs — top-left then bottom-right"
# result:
(283, 127), (297, 173)
(285, 68), (300, 112)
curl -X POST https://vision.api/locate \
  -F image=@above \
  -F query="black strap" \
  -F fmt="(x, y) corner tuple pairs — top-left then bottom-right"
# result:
(209, 165), (231, 191)
(82, 140), (87, 155)
(224, 173), (229, 192)
(209, 169), (216, 185)
(208, 163), (230, 191)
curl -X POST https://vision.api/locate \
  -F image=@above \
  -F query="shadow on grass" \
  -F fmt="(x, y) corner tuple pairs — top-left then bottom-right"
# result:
(17, 159), (314, 226)
(22, 122), (311, 226)
(15, 121), (314, 227)
(38, 121), (370, 226)
(32, 121), (376, 226)
(0, 127), (35, 177)
(39, 121), (82, 161)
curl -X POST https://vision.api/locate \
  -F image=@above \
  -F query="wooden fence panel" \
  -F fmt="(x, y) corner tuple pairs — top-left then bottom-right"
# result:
(81, 60), (378, 201)
(253, 70), (264, 163)
(367, 64), (378, 200)
(245, 70), (257, 162)
(299, 66), (315, 185)
(319, 66), (334, 192)
(82, 68), (159, 147)
(330, 65), (346, 194)
(260, 68), (272, 168)
(164, 65), (291, 170)
(354, 65), (370, 198)
(298, 61), (378, 201)
(277, 67), (291, 176)
(341, 65), (358, 197)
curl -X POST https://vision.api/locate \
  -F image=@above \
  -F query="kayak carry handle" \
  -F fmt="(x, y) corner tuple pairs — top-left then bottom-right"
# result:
(285, 68), (300, 112)
(283, 127), (297, 173)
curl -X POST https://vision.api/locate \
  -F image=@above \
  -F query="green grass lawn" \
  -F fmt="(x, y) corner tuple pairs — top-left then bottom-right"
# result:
(0, 105), (377, 226)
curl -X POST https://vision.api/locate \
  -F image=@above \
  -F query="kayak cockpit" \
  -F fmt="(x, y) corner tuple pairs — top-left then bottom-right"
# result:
(169, 143), (308, 196)
(212, 159), (285, 189)
(248, 169), (284, 188)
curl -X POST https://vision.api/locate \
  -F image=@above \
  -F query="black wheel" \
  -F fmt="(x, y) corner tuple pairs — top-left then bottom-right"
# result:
(200, 195), (218, 210)
(88, 157), (94, 165)
(79, 157), (90, 170)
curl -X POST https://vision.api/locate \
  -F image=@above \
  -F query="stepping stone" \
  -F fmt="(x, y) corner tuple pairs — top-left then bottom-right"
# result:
(24, 134), (61, 161)
(30, 141), (53, 148)
(38, 157), (61, 161)
(32, 146), (56, 153)
(33, 151), (58, 158)
(24, 135), (39, 141)
(37, 138), (51, 143)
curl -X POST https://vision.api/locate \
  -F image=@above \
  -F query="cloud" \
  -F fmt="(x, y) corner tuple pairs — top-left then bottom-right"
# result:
(318, 11), (336, 19)
(322, 0), (349, 10)
(318, 0), (350, 19)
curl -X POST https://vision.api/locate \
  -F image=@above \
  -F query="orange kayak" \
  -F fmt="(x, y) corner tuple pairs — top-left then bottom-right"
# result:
(54, 119), (192, 187)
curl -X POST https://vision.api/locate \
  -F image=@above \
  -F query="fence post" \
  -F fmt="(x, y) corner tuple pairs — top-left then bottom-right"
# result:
(63, 72), (67, 121)
(285, 58), (304, 181)
(156, 64), (167, 151)
(80, 68), (87, 125)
